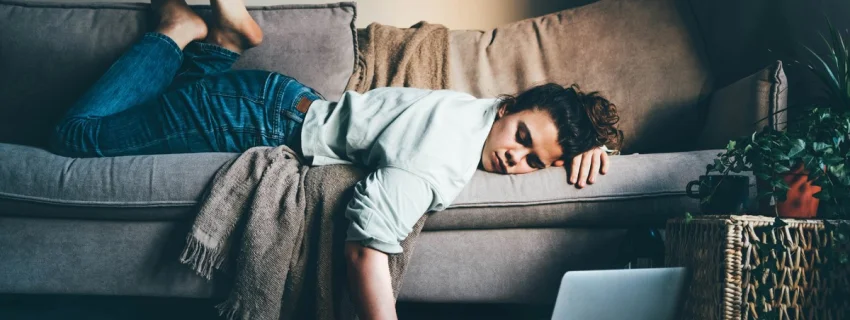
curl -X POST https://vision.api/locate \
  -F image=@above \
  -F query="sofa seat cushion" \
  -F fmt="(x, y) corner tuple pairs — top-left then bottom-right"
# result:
(0, 0), (357, 148)
(0, 215), (625, 303)
(0, 143), (738, 228)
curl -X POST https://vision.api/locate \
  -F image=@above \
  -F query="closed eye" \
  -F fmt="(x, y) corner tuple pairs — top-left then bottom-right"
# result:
(515, 123), (532, 147)
(528, 155), (544, 169)
(516, 122), (543, 168)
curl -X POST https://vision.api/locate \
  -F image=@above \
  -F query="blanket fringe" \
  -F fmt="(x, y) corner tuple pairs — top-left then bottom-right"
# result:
(216, 294), (243, 320)
(179, 234), (226, 280)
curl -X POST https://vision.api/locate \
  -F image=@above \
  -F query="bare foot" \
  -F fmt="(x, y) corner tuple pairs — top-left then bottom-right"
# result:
(207, 0), (264, 54)
(152, 0), (208, 50)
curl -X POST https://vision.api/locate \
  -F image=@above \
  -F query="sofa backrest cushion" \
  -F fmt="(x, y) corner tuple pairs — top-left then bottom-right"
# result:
(0, 0), (356, 148)
(448, 0), (712, 154)
(696, 61), (787, 150)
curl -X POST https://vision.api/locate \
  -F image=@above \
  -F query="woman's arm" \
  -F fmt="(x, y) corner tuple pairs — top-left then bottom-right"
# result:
(345, 242), (398, 320)
(342, 167), (440, 319)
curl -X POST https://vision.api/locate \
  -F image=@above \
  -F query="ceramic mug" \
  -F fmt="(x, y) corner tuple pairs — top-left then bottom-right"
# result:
(686, 175), (750, 214)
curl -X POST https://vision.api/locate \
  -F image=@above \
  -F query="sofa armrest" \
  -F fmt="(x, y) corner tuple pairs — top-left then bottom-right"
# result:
(696, 60), (787, 149)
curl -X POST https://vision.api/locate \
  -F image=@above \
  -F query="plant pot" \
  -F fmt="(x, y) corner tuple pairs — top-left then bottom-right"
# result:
(757, 163), (822, 219)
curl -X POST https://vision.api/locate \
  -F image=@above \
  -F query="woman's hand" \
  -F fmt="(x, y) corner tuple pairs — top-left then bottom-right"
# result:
(569, 146), (610, 188)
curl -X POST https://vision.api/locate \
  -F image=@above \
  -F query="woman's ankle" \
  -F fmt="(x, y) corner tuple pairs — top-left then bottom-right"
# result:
(152, 0), (208, 50)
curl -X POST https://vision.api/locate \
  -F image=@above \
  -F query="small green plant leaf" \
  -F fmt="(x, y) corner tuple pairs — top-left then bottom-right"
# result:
(804, 44), (842, 96)
(803, 155), (816, 166)
(824, 155), (844, 165)
(788, 139), (806, 157)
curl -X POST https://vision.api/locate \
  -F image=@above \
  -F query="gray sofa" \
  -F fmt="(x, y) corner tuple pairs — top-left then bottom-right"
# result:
(0, 0), (785, 307)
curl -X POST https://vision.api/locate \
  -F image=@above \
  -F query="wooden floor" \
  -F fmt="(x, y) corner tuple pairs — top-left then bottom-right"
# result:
(0, 294), (553, 319)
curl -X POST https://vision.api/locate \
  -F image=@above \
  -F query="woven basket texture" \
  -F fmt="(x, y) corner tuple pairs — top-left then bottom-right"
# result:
(666, 215), (850, 320)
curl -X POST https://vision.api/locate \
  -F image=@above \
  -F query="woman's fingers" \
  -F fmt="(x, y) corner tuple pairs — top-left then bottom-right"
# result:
(587, 150), (602, 184)
(571, 147), (610, 187)
(570, 153), (582, 184)
(600, 151), (610, 175)
(578, 151), (593, 187)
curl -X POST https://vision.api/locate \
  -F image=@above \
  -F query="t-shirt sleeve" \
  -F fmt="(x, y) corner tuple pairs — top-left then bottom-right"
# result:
(344, 167), (442, 254)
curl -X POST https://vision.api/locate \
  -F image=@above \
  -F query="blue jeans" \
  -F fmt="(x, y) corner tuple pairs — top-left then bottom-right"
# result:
(49, 32), (323, 157)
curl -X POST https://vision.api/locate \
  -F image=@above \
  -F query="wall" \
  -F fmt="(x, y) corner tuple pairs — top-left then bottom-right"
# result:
(67, 0), (590, 30)
(689, 0), (850, 111)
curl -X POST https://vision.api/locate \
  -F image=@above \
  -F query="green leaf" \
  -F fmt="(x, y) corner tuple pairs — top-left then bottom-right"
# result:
(788, 139), (806, 157)
(824, 155), (844, 165)
(804, 44), (844, 99)
(774, 216), (788, 227)
(827, 19), (850, 109)
(712, 159), (726, 173)
(814, 142), (831, 152)
(803, 155), (816, 167)
(726, 140), (737, 151)
(774, 164), (791, 173)
(815, 189), (833, 201)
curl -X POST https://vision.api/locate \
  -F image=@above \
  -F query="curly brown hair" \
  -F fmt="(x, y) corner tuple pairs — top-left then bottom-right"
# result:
(498, 83), (624, 159)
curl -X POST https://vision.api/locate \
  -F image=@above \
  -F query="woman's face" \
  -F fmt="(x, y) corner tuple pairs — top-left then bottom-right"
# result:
(480, 105), (565, 174)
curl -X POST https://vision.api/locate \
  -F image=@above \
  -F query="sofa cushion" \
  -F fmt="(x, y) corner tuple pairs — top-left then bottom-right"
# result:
(0, 143), (745, 228)
(448, 0), (712, 154)
(0, 0), (357, 148)
(0, 216), (625, 303)
(0, 144), (235, 221)
(696, 61), (788, 149)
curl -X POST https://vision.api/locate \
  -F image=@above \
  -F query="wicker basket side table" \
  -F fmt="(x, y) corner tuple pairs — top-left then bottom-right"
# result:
(665, 215), (850, 320)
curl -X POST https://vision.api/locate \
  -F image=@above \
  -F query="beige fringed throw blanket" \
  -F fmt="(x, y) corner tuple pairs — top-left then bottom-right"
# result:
(346, 21), (451, 92)
(180, 146), (427, 320)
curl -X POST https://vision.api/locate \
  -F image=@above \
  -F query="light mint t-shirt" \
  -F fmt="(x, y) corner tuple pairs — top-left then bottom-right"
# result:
(301, 87), (499, 253)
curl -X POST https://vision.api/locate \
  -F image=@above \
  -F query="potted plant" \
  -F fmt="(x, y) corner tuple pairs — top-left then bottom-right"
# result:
(707, 107), (850, 218)
(707, 20), (850, 220)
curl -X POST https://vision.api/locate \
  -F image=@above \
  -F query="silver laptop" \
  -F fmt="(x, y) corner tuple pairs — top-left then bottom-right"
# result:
(551, 267), (689, 320)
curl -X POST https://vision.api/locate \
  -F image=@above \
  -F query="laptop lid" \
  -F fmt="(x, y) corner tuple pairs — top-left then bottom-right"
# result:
(551, 267), (689, 320)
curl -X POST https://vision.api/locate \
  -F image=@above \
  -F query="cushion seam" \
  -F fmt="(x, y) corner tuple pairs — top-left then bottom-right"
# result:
(448, 190), (690, 208)
(2, 189), (694, 209)
(0, 192), (196, 208)
(0, 0), (356, 11)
